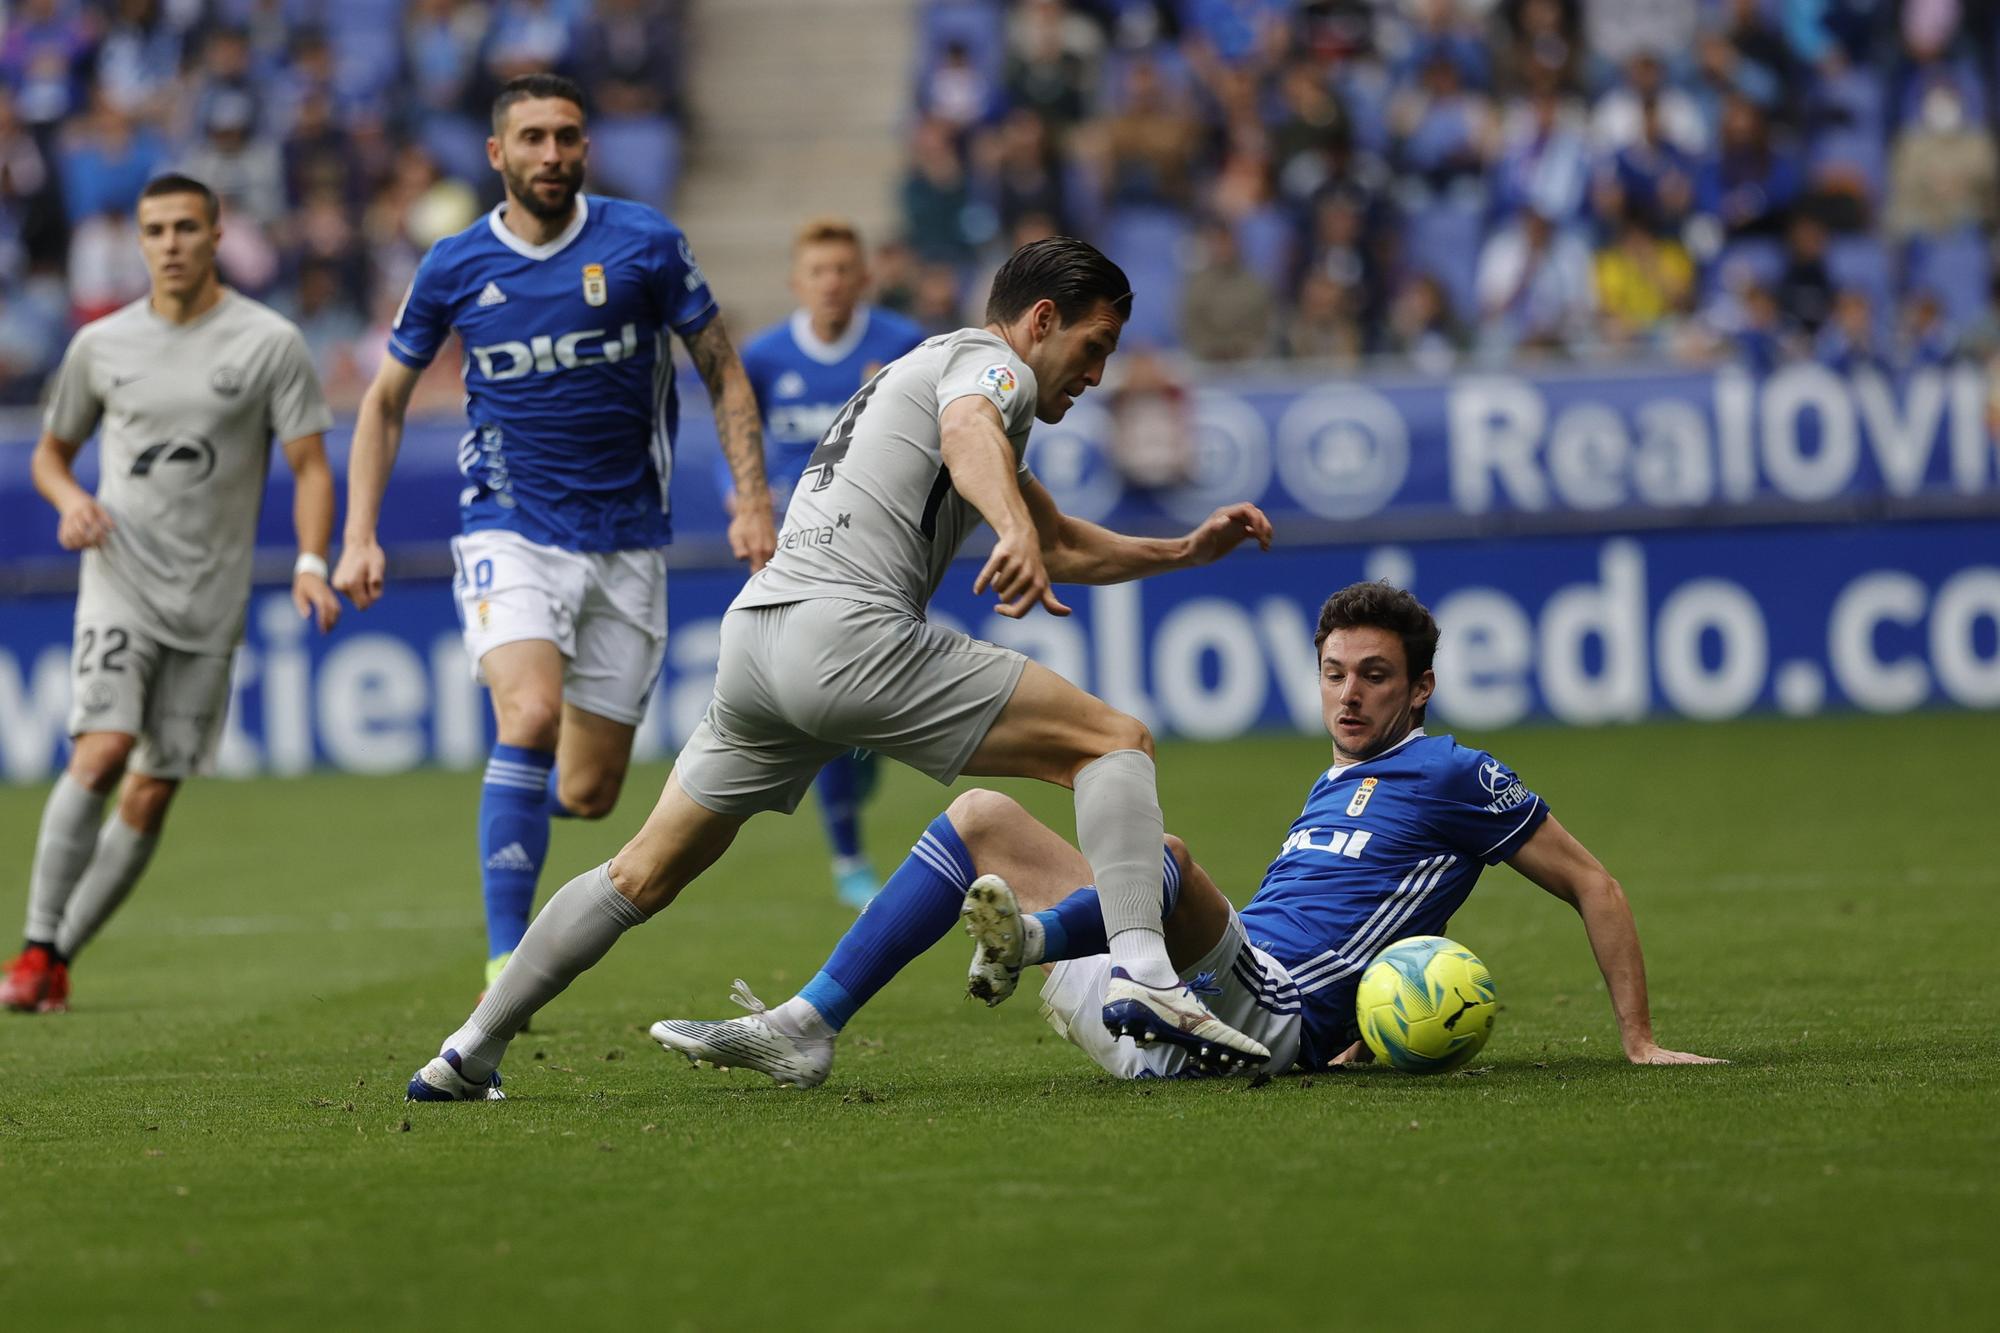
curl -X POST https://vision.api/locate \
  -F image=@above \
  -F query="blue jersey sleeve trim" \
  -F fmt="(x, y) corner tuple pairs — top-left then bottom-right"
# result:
(1480, 797), (1549, 864)
(386, 336), (434, 370)
(671, 298), (719, 339)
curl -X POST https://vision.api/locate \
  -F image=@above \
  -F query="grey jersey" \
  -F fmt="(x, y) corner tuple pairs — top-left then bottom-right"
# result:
(45, 292), (333, 655)
(732, 328), (1038, 619)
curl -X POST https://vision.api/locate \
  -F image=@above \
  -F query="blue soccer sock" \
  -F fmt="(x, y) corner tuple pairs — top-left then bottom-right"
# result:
(1031, 846), (1182, 964)
(789, 814), (974, 1033)
(814, 754), (865, 861)
(480, 744), (555, 960)
(545, 766), (580, 819)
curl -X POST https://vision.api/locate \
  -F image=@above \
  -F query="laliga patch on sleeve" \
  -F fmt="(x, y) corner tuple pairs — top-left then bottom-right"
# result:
(979, 363), (1018, 402)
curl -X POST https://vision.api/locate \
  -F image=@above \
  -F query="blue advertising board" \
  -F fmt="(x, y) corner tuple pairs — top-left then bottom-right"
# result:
(3, 362), (1998, 579)
(1, 520), (1992, 781)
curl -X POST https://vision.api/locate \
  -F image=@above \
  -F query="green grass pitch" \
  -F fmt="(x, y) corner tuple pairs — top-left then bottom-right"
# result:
(2, 712), (1995, 1330)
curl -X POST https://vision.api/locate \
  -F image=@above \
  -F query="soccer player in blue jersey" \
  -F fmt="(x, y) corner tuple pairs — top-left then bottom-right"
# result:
(730, 217), (927, 908)
(649, 581), (1722, 1084)
(334, 73), (776, 992)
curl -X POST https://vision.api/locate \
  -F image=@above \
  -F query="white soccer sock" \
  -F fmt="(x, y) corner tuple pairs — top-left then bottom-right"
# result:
(1020, 913), (1047, 966)
(450, 862), (647, 1080)
(54, 817), (159, 960)
(768, 996), (837, 1040)
(24, 774), (108, 946)
(1074, 749), (1175, 987)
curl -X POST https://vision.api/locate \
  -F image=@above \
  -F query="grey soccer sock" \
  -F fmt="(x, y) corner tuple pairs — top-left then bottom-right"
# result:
(23, 774), (109, 946)
(445, 862), (648, 1077)
(54, 817), (159, 960)
(1073, 749), (1174, 985)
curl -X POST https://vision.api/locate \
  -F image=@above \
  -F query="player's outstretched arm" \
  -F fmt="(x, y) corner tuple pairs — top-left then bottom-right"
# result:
(685, 319), (776, 572)
(333, 357), (421, 611)
(1506, 816), (1726, 1066)
(282, 431), (340, 633)
(1023, 480), (1272, 586)
(942, 396), (1068, 618)
(30, 431), (113, 551)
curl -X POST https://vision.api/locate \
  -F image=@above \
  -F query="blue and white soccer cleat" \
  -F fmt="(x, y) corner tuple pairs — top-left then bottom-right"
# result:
(1101, 968), (1271, 1071)
(648, 980), (834, 1089)
(960, 874), (1025, 1007)
(833, 857), (880, 911)
(405, 1048), (505, 1102)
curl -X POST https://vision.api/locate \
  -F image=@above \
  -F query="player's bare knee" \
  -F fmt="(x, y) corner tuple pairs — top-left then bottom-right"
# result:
(558, 773), (622, 820)
(605, 851), (667, 913)
(68, 734), (134, 793)
(493, 691), (562, 750)
(946, 787), (1023, 848)
(1101, 713), (1154, 761)
(118, 775), (177, 835)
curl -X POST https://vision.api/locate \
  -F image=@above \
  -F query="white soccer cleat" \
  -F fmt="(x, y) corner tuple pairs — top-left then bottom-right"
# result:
(405, 1049), (505, 1102)
(648, 979), (834, 1089)
(961, 874), (1026, 1007)
(1101, 968), (1271, 1071)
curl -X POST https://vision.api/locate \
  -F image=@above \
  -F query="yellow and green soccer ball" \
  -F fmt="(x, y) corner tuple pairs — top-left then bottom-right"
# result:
(1355, 936), (1497, 1073)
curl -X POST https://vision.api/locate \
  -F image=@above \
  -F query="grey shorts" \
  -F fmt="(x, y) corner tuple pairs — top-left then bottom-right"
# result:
(675, 598), (1029, 816)
(66, 620), (232, 780)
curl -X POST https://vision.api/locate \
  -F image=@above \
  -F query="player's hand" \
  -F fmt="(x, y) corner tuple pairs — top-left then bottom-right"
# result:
(293, 572), (341, 633)
(728, 492), (777, 573)
(1626, 1043), (1728, 1066)
(333, 538), (387, 611)
(1326, 1040), (1374, 1066)
(56, 496), (114, 550)
(1183, 503), (1272, 565)
(974, 528), (1070, 619)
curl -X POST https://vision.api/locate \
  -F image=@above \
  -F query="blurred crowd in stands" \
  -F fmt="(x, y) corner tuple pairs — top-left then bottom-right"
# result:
(0, 0), (684, 406)
(891, 0), (2000, 375)
(2, 0), (1997, 415)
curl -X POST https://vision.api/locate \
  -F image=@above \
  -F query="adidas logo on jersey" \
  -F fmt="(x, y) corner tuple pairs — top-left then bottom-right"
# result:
(485, 842), (536, 872)
(477, 282), (507, 307)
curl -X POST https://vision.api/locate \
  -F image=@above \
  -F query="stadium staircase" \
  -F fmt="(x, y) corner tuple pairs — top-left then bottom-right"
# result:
(672, 0), (918, 333)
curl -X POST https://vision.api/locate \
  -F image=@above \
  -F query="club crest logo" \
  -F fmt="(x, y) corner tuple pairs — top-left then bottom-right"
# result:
(980, 364), (1017, 401)
(581, 262), (607, 307)
(209, 366), (244, 398)
(1345, 776), (1378, 817)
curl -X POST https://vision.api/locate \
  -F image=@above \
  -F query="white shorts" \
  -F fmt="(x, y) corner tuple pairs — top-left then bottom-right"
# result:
(1040, 907), (1305, 1079)
(450, 530), (667, 726)
(65, 620), (232, 780)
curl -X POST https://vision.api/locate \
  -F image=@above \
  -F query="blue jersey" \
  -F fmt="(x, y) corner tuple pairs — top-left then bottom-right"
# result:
(726, 305), (926, 500)
(388, 194), (718, 551)
(1236, 731), (1549, 1068)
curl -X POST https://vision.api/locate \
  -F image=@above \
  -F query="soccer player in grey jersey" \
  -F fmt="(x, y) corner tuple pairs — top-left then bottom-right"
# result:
(410, 237), (1277, 1101)
(0, 174), (338, 1014)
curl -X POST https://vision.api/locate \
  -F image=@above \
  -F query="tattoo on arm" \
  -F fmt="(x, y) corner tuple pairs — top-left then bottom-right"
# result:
(687, 321), (768, 498)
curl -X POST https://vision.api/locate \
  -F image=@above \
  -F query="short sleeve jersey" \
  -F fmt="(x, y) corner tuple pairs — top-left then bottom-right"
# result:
(387, 194), (717, 551)
(1236, 731), (1550, 1067)
(44, 292), (333, 655)
(732, 305), (928, 497)
(730, 328), (1038, 619)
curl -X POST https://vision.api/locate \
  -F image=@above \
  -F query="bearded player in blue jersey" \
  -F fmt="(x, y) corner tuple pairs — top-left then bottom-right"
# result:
(334, 74), (776, 993)
(728, 217), (926, 909)
(649, 581), (1722, 1084)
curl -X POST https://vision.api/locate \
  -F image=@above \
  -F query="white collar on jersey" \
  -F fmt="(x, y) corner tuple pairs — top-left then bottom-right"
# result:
(789, 306), (873, 366)
(487, 194), (590, 261)
(1326, 727), (1427, 782)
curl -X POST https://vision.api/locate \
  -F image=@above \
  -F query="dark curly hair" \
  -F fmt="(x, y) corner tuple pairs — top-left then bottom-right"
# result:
(1314, 580), (1439, 681)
